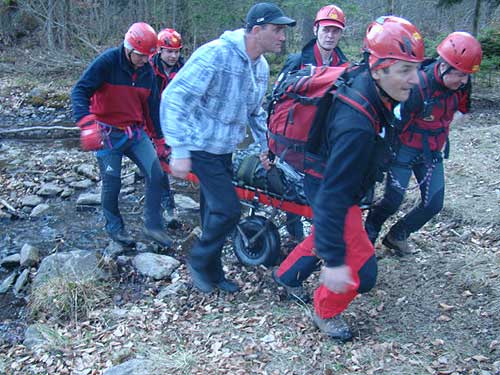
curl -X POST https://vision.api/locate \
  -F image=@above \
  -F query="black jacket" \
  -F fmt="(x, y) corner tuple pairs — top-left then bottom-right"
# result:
(307, 67), (395, 267)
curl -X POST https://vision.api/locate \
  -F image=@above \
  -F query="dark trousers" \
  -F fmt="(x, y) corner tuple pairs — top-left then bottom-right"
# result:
(366, 145), (445, 240)
(189, 151), (241, 282)
(96, 127), (164, 235)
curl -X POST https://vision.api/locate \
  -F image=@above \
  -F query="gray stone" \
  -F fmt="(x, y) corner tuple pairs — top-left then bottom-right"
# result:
(21, 195), (43, 207)
(76, 164), (99, 180)
(0, 254), (21, 269)
(103, 359), (155, 375)
(174, 194), (199, 210)
(33, 250), (110, 288)
(103, 241), (125, 258)
(76, 193), (101, 206)
(120, 186), (135, 195)
(0, 272), (17, 294)
(20, 244), (40, 268)
(132, 253), (180, 280)
(60, 188), (74, 198)
(156, 281), (188, 299)
(70, 179), (94, 189)
(13, 269), (30, 294)
(30, 203), (50, 218)
(23, 324), (50, 350)
(37, 183), (63, 197)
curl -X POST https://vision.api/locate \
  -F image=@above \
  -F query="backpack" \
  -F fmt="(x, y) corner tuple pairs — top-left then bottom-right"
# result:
(267, 64), (380, 176)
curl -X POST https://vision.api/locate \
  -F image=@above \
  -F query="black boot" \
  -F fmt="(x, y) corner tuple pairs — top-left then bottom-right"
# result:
(144, 227), (173, 248)
(109, 229), (136, 248)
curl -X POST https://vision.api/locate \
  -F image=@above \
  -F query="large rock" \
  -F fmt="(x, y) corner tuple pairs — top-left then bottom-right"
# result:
(21, 195), (43, 207)
(174, 194), (199, 210)
(76, 164), (99, 181)
(30, 203), (50, 218)
(103, 359), (155, 375)
(20, 243), (40, 268)
(0, 272), (16, 294)
(132, 253), (180, 280)
(70, 179), (94, 189)
(37, 183), (63, 197)
(32, 250), (109, 288)
(0, 254), (20, 269)
(13, 269), (30, 294)
(23, 324), (52, 350)
(76, 193), (101, 205)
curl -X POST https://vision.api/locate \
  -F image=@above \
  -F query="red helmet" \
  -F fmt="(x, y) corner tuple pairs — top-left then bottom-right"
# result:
(314, 5), (345, 29)
(364, 16), (424, 63)
(437, 32), (482, 74)
(158, 28), (182, 50)
(124, 22), (157, 55)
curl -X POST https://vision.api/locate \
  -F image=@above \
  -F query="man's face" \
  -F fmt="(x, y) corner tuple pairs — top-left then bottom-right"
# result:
(256, 24), (287, 53)
(160, 48), (181, 67)
(371, 60), (420, 102)
(441, 63), (469, 90)
(129, 51), (149, 69)
(315, 25), (342, 51)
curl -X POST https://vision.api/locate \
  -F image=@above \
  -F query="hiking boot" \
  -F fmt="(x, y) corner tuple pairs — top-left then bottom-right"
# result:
(144, 228), (173, 248)
(312, 313), (353, 342)
(382, 232), (411, 256)
(109, 229), (136, 248)
(215, 278), (240, 293)
(272, 269), (310, 303)
(163, 209), (182, 230)
(187, 263), (214, 294)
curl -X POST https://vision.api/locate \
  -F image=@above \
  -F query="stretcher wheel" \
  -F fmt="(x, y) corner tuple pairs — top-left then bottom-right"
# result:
(233, 215), (281, 267)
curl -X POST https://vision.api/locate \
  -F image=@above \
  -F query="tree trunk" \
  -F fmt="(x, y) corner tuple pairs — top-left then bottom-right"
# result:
(47, 0), (54, 49)
(472, 0), (481, 36)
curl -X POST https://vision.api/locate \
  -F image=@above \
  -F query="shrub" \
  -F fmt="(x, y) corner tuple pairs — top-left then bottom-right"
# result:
(29, 276), (111, 322)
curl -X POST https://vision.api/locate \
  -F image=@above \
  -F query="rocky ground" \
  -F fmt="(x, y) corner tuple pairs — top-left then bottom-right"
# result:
(0, 60), (499, 374)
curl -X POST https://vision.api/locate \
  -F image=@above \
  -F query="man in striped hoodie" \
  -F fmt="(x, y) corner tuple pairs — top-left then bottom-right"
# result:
(160, 3), (295, 293)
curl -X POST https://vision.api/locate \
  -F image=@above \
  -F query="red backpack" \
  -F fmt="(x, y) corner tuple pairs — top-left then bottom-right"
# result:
(267, 65), (378, 174)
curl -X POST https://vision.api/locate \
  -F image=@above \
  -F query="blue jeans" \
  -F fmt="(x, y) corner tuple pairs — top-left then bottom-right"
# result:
(96, 127), (165, 235)
(189, 151), (241, 282)
(365, 145), (445, 240)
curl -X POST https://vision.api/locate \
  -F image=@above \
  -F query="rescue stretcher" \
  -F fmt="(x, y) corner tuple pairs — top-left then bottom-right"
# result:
(160, 159), (312, 267)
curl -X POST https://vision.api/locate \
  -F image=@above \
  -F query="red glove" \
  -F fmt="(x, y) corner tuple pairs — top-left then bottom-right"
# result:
(77, 114), (103, 151)
(153, 138), (171, 160)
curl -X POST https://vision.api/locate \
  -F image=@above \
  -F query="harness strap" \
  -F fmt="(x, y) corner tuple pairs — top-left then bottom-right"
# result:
(96, 123), (142, 157)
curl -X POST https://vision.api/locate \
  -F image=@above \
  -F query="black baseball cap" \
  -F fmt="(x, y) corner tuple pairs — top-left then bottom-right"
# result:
(245, 2), (296, 28)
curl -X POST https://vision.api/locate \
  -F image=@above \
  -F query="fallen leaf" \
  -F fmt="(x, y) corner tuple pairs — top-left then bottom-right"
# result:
(471, 355), (488, 362)
(439, 303), (454, 311)
(438, 315), (452, 322)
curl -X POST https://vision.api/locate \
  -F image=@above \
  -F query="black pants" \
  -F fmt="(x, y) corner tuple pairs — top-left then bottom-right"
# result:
(189, 151), (241, 282)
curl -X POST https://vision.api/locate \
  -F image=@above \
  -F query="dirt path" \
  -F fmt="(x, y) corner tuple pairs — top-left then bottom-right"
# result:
(0, 92), (499, 373)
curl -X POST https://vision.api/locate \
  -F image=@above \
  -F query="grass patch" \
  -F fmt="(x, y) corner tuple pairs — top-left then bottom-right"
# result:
(29, 276), (111, 322)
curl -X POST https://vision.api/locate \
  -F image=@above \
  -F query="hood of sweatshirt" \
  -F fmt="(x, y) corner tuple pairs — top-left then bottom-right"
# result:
(219, 28), (266, 66)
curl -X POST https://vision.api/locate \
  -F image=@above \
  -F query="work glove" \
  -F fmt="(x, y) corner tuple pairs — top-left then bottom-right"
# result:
(77, 114), (103, 151)
(153, 138), (171, 160)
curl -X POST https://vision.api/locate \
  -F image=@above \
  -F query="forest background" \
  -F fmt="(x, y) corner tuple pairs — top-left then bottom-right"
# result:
(0, 0), (499, 86)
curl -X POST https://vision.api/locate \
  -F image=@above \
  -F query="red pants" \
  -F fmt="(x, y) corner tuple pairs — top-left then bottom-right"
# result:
(277, 205), (377, 319)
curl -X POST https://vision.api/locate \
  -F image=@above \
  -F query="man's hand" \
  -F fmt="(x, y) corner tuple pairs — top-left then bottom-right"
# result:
(170, 157), (191, 179)
(259, 150), (272, 171)
(153, 138), (170, 160)
(319, 265), (357, 294)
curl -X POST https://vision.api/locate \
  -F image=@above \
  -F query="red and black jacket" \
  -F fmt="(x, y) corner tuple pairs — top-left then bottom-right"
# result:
(399, 60), (470, 161)
(307, 67), (395, 267)
(149, 53), (184, 95)
(71, 44), (163, 140)
(278, 38), (348, 79)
